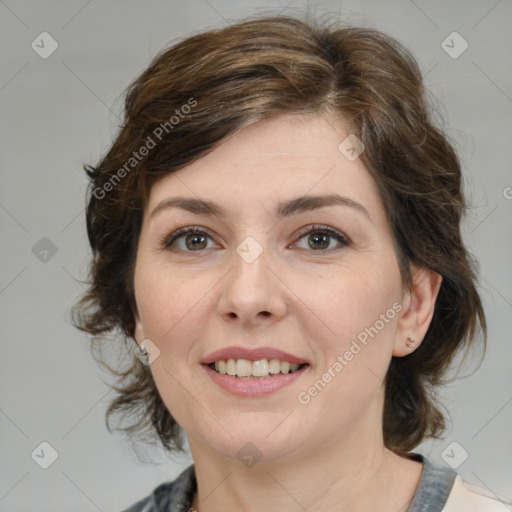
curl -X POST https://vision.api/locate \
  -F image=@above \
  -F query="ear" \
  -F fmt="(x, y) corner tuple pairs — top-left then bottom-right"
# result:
(393, 264), (443, 357)
(132, 306), (146, 346)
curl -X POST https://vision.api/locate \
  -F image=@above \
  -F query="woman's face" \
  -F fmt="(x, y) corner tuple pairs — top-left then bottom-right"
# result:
(133, 113), (411, 463)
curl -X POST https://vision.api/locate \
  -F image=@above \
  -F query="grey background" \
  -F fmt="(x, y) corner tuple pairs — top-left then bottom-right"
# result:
(1, 0), (511, 510)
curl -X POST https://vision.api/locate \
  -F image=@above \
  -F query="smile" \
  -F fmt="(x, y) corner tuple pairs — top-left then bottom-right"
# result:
(209, 358), (307, 378)
(202, 360), (310, 396)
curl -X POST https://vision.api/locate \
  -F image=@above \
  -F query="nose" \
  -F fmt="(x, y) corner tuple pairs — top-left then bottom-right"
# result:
(217, 246), (287, 328)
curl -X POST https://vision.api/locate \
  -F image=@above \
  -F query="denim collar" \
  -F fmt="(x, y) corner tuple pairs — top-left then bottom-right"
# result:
(123, 452), (457, 512)
(406, 453), (457, 511)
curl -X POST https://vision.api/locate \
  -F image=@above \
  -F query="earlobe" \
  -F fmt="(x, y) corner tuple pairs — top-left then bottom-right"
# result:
(132, 307), (146, 345)
(393, 265), (443, 357)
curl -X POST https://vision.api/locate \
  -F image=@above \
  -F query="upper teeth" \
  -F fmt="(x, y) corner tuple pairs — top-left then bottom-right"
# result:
(214, 358), (301, 377)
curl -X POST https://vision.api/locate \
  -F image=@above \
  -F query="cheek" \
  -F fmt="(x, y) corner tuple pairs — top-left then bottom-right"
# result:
(296, 273), (400, 422)
(292, 270), (402, 409)
(302, 267), (400, 343)
(134, 256), (213, 343)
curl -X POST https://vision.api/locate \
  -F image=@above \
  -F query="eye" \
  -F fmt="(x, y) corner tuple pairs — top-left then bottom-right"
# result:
(160, 226), (219, 252)
(159, 224), (350, 253)
(292, 225), (350, 252)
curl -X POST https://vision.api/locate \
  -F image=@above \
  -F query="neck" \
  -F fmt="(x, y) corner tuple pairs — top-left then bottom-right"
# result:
(188, 414), (422, 512)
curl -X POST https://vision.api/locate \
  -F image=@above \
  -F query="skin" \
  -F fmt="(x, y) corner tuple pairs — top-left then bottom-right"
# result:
(133, 112), (442, 512)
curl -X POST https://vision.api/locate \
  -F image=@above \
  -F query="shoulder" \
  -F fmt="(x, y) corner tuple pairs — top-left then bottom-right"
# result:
(442, 475), (510, 512)
(120, 464), (196, 512)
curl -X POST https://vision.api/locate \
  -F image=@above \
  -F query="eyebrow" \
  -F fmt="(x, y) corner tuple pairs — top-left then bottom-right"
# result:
(150, 193), (371, 221)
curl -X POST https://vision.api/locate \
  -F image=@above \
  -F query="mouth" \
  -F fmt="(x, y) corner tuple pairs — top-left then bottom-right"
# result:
(205, 358), (310, 379)
(202, 358), (310, 396)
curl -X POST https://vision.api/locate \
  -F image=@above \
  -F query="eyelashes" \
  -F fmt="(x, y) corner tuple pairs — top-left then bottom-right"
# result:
(159, 226), (216, 252)
(158, 224), (351, 254)
(293, 224), (350, 251)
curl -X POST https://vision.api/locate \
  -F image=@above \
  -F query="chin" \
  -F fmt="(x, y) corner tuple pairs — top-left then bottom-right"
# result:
(199, 422), (307, 464)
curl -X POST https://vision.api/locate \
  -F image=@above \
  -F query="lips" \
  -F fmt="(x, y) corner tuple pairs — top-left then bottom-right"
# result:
(201, 346), (310, 366)
(202, 362), (310, 396)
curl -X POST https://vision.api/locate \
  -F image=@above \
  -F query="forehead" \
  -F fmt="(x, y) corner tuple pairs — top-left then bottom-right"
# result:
(147, 113), (381, 215)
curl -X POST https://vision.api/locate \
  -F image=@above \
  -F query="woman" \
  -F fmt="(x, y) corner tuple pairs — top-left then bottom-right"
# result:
(73, 14), (508, 512)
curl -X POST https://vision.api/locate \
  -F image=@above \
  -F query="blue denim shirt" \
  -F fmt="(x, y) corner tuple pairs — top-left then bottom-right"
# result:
(122, 453), (457, 512)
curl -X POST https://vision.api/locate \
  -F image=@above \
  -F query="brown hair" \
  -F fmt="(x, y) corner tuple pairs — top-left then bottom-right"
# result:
(72, 14), (486, 456)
